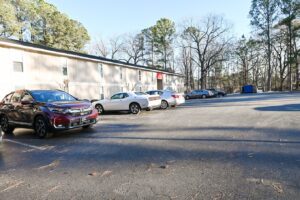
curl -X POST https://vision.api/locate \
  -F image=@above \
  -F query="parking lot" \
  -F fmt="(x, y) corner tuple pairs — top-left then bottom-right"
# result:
(1, 92), (300, 199)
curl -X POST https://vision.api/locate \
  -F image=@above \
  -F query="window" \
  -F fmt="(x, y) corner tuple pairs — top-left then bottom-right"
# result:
(122, 93), (129, 98)
(21, 93), (34, 102)
(138, 70), (142, 81)
(11, 92), (22, 103)
(62, 67), (68, 76)
(120, 67), (123, 80)
(111, 93), (122, 100)
(2, 93), (13, 104)
(100, 86), (104, 99)
(30, 90), (76, 102)
(111, 93), (129, 99)
(62, 59), (68, 76)
(13, 61), (23, 72)
(98, 64), (103, 78)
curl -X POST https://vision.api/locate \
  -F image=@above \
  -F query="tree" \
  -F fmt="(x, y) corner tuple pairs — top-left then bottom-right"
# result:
(272, 29), (289, 90)
(122, 33), (145, 65)
(0, 0), (20, 37)
(250, 0), (280, 91)
(142, 27), (156, 67)
(277, 0), (300, 90)
(235, 36), (262, 86)
(152, 18), (176, 69)
(0, 0), (90, 52)
(182, 15), (232, 89)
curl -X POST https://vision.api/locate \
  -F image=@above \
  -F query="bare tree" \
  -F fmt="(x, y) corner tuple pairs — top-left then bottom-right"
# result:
(181, 15), (232, 89)
(95, 38), (109, 58)
(122, 33), (145, 65)
(109, 36), (124, 60)
(88, 36), (125, 60)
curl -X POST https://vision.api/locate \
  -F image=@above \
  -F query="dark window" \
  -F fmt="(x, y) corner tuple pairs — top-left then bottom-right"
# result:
(111, 93), (122, 100)
(138, 70), (142, 81)
(2, 93), (13, 104)
(11, 92), (22, 103)
(63, 67), (68, 76)
(30, 90), (77, 102)
(123, 93), (129, 98)
(21, 93), (34, 102)
(13, 62), (23, 72)
(120, 67), (123, 80)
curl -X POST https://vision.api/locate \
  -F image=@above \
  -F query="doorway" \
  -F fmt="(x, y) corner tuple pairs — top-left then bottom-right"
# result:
(157, 79), (163, 90)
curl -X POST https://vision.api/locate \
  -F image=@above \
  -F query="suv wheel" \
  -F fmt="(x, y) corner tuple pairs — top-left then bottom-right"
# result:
(83, 125), (92, 129)
(34, 116), (52, 138)
(130, 103), (141, 114)
(0, 115), (14, 134)
(202, 95), (207, 99)
(185, 95), (190, 100)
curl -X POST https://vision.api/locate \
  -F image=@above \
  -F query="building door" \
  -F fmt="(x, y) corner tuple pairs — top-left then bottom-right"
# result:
(157, 73), (163, 90)
(157, 79), (163, 90)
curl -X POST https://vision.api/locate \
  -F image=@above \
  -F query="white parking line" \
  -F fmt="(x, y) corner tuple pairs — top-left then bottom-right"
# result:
(3, 139), (47, 151)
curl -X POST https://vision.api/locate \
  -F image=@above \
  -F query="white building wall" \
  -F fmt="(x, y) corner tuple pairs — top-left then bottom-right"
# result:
(0, 41), (185, 100)
(0, 47), (15, 98)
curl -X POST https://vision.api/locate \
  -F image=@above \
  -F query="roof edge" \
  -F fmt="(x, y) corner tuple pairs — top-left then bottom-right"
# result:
(0, 37), (184, 77)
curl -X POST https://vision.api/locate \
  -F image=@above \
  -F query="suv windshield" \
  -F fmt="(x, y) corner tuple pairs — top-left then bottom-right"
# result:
(30, 90), (77, 102)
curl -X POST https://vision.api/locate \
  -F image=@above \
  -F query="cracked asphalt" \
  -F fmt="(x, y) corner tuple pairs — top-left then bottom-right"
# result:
(0, 92), (300, 200)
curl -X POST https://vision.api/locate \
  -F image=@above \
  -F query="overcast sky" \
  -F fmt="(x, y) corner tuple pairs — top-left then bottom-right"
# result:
(47, 0), (252, 39)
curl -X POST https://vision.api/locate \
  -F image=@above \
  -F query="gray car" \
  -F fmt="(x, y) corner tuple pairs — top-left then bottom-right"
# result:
(185, 90), (214, 100)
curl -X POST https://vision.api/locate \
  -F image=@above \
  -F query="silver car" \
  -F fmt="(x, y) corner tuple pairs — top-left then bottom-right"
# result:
(146, 90), (185, 109)
(185, 90), (214, 100)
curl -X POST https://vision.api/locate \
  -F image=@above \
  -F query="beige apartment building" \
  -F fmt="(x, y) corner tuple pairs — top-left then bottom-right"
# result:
(0, 38), (185, 100)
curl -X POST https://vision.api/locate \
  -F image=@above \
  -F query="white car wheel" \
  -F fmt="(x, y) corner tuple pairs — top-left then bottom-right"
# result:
(95, 104), (104, 114)
(130, 103), (141, 114)
(161, 100), (169, 110)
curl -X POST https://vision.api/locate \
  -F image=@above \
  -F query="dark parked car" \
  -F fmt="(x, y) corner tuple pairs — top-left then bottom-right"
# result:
(207, 88), (227, 97)
(0, 90), (98, 138)
(184, 90), (214, 100)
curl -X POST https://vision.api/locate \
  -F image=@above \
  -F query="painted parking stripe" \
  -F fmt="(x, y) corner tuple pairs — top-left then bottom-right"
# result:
(3, 139), (47, 151)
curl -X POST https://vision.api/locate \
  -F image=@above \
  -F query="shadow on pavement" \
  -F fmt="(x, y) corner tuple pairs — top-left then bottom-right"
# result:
(182, 93), (300, 107)
(254, 104), (300, 112)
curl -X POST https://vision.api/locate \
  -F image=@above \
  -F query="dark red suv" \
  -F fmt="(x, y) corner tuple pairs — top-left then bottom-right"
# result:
(0, 90), (98, 138)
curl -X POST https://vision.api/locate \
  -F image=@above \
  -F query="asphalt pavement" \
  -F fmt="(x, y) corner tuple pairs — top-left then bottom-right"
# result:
(0, 92), (300, 200)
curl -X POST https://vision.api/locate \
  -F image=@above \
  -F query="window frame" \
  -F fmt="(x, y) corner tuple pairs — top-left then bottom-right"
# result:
(138, 70), (142, 81)
(13, 61), (24, 72)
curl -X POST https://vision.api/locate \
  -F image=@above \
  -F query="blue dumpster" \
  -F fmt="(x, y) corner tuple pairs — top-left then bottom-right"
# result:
(242, 85), (257, 93)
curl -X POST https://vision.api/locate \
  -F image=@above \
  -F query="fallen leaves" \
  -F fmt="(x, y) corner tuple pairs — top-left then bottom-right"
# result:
(247, 178), (284, 194)
(88, 170), (112, 177)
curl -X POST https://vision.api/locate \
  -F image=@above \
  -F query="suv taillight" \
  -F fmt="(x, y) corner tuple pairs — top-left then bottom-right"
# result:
(172, 95), (180, 98)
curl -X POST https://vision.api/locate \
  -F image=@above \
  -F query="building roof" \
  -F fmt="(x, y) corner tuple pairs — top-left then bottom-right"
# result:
(0, 37), (184, 77)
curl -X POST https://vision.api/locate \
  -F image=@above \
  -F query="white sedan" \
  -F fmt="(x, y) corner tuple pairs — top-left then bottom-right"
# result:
(92, 92), (161, 114)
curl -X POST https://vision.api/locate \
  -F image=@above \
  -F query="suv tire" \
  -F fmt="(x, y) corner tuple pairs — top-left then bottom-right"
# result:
(34, 116), (52, 138)
(0, 115), (14, 135)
